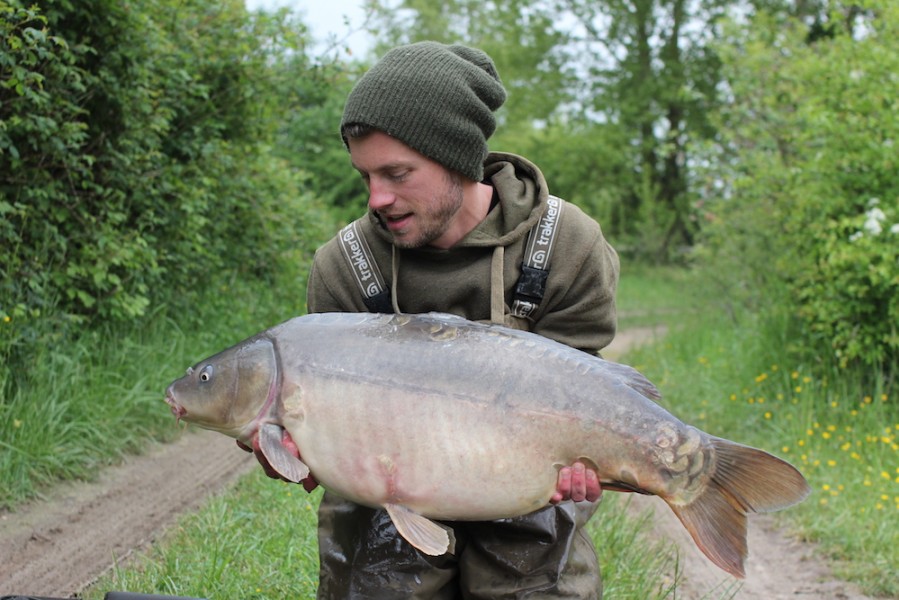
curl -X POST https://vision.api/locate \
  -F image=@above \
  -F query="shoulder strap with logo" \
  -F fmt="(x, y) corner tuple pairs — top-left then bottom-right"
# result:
(511, 195), (564, 319)
(337, 219), (394, 313)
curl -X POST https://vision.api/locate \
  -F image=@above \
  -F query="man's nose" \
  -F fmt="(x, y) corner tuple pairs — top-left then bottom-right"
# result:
(367, 178), (394, 211)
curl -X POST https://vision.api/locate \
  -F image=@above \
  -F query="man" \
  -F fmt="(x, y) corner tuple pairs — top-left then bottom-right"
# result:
(247, 42), (619, 598)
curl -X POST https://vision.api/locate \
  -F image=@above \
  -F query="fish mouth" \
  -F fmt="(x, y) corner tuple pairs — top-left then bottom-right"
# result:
(164, 391), (187, 422)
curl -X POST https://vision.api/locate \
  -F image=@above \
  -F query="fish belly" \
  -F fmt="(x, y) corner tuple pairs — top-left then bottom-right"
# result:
(282, 379), (568, 520)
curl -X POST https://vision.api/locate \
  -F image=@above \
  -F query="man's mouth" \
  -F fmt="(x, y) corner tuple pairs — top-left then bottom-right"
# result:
(381, 212), (413, 231)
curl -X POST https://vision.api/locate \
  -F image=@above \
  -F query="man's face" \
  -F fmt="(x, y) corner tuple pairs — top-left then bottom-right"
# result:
(348, 130), (464, 249)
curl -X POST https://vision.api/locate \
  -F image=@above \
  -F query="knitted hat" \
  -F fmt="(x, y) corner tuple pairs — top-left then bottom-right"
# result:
(340, 41), (507, 182)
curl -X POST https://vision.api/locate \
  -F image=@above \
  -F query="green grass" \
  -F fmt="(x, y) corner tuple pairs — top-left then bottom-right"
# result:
(0, 268), (310, 510)
(614, 262), (702, 329)
(83, 471), (322, 599)
(83, 475), (679, 599)
(621, 276), (898, 598)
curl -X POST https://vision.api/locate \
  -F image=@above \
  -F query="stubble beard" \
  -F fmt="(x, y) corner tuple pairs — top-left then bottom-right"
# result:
(381, 172), (465, 249)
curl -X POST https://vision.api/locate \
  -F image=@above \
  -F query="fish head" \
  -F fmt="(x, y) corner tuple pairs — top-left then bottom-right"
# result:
(164, 336), (278, 438)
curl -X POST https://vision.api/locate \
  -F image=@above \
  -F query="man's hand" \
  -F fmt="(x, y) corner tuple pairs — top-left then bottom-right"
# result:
(236, 429), (319, 493)
(551, 461), (601, 503)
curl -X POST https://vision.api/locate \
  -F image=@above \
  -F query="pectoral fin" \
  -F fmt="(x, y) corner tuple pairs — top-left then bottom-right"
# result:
(384, 503), (456, 556)
(258, 423), (310, 483)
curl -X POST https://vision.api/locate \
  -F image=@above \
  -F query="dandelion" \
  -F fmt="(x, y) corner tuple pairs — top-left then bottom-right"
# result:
(13, 419), (22, 428)
(2, 316), (10, 323)
(827, 460), (837, 467)
(755, 373), (768, 383)
(782, 446), (790, 453)
(791, 371), (800, 380)
(764, 412), (772, 419)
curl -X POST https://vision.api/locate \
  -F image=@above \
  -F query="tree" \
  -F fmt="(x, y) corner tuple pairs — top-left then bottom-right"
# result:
(560, 0), (727, 259)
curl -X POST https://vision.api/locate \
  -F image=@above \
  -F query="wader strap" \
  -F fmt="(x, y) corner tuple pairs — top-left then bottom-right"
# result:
(337, 220), (393, 313)
(512, 195), (564, 319)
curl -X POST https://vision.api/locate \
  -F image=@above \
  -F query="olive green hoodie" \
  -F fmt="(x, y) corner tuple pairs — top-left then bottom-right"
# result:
(307, 152), (619, 354)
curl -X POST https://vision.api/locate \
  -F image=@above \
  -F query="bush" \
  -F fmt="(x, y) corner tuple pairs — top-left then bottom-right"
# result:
(1, 1), (339, 398)
(698, 2), (899, 371)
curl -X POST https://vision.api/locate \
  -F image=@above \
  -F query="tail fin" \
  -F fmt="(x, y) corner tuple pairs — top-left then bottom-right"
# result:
(666, 438), (811, 578)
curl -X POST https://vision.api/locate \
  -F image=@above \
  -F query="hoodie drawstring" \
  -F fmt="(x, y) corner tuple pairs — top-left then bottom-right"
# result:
(490, 245), (504, 324)
(390, 245), (402, 314)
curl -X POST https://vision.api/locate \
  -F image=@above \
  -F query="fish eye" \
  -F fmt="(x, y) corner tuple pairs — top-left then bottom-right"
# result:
(199, 364), (213, 382)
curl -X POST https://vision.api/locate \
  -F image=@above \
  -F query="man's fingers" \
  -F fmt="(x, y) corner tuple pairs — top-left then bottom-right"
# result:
(585, 467), (602, 502)
(551, 465), (572, 504)
(570, 461), (587, 502)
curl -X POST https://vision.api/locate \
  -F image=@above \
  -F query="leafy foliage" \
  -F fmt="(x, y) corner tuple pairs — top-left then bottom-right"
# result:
(0, 1), (336, 385)
(699, 2), (899, 369)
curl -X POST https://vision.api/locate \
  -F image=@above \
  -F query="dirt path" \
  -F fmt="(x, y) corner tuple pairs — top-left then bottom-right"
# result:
(0, 430), (256, 597)
(0, 326), (883, 599)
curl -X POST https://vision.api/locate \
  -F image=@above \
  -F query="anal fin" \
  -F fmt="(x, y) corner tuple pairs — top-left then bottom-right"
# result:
(258, 423), (310, 483)
(385, 503), (456, 556)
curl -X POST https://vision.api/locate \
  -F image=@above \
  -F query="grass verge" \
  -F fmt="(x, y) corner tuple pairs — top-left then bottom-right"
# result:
(83, 474), (677, 599)
(0, 267), (310, 510)
(621, 270), (897, 598)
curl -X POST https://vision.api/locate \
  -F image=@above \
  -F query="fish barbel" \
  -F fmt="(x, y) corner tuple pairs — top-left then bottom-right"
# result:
(164, 312), (810, 578)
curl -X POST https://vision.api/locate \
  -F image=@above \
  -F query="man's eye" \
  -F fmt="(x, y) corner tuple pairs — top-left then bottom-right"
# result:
(388, 172), (408, 182)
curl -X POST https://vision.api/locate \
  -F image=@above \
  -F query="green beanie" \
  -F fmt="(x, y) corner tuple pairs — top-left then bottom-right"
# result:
(341, 41), (507, 182)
